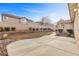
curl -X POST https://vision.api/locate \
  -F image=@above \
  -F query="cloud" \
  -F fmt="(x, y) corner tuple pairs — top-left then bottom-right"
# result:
(48, 12), (57, 17)
(47, 12), (58, 23)
(24, 8), (42, 13)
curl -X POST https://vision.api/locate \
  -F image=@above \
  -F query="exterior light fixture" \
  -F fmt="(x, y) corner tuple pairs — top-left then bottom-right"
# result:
(74, 8), (77, 12)
(74, 7), (79, 12)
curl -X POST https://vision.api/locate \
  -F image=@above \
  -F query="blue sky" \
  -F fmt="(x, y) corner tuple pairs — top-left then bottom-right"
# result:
(0, 3), (70, 23)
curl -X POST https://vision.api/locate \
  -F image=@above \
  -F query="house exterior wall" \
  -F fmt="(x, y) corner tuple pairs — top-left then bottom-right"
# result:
(63, 23), (73, 33)
(0, 16), (29, 31)
(74, 3), (79, 46)
(64, 23), (73, 29)
(56, 20), (73, 33)
(0, 14), (54, 31)
(56, 24), (64, 29)
(68, 3), (79, 46)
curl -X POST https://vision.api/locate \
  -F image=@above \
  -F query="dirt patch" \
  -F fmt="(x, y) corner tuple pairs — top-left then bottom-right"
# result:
(5, 31), (52, 40)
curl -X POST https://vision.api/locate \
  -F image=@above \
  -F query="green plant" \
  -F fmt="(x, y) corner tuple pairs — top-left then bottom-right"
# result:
(4, 27), (10, 31)
(11, 27), (16, 31)
(0, 27), (4, 32)
(58, 29), (63, 33)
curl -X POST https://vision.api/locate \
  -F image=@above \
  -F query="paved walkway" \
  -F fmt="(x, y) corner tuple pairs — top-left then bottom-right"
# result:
(7, 33), (79, 56)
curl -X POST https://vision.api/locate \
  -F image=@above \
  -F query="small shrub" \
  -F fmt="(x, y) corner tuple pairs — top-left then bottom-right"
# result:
(33, 28), (35, 31)
(58, 29), (63, 33)
(11, 27), (16, 31)
(4, 27), (10, 31)
(0, 27), (4, 32)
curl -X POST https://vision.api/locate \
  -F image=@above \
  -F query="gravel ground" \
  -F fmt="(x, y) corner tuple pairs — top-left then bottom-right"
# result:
(0, 39), (17, 56)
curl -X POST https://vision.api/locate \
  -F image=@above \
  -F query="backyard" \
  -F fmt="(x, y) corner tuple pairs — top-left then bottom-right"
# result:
(0, 31), (52, 40)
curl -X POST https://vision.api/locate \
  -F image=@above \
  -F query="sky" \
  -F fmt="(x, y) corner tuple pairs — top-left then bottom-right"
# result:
(0, 3), (70, 23)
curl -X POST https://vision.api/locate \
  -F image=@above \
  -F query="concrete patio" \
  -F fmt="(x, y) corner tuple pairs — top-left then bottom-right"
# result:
(7, 33), (79, 56)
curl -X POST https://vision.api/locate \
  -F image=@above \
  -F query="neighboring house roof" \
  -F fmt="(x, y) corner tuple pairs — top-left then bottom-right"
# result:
(57, 19), (72, 25)
(21, 17), (33, 22)
(64, 20), (72, 24)
(1, 13), (33, 22)
(2, 13), (22, 19)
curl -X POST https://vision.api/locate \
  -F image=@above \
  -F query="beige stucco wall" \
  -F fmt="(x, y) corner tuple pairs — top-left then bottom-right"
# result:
(0, 17), (29, 30)
(57, 24), (64, 29)
(74, 4), (79, 46)
(0, 15), (54, 31)
(64, 23), (73, 29)
(64, 23), (73, 33)
(56, 22), (73, 33)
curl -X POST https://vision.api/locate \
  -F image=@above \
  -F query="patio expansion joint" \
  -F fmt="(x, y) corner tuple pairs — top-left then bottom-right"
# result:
(43, 43), (79, 55)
